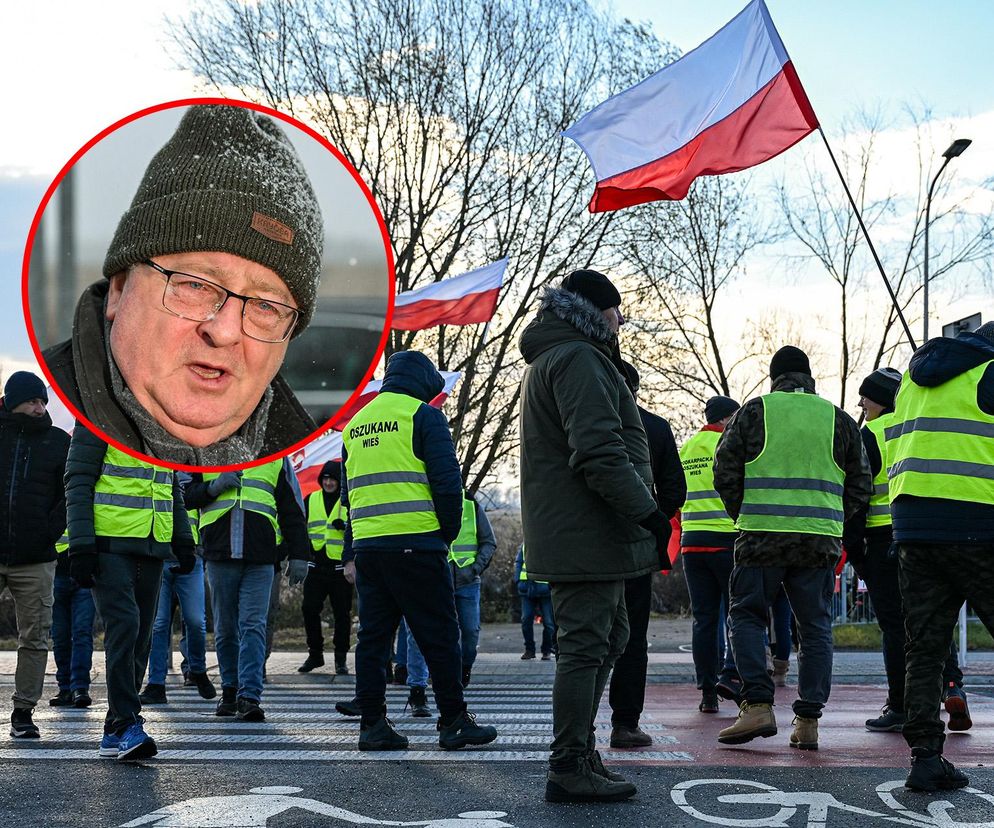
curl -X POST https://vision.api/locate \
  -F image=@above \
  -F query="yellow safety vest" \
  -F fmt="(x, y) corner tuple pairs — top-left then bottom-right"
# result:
(865, 413), (894, 528)
(307, 494), (347, 561)
(93, 446), (174, 541)
(201, 461), (283, 544)
(448, 498), (478, 568)
(679, 429), (736, 536)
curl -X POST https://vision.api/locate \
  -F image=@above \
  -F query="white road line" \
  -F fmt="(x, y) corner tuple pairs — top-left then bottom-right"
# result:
(29, 732), (679, 746)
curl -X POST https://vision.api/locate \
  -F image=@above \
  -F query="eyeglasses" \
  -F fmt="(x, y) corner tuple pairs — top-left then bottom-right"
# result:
(142, 260), (298, 343)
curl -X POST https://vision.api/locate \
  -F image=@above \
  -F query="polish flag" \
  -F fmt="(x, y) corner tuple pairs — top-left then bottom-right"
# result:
(563, 0), (818, 212)
(391, 260), (508, 331)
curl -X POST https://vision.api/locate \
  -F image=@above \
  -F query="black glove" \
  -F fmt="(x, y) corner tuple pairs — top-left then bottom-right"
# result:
(170, 543), (197, 575)
(70, 548), (99, 588)
(208, 471), (242, 497)
(331, 518), (347, 531)
(638, 510), (673, 572)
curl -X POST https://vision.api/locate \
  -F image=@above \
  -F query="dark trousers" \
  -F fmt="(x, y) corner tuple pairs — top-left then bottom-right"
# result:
(51, 575), (95, 692)
(683, 551), (734, 692)
(354, 550), (464, 724)
(609, 573), (651, 727)
(899, 542), (994, 753)
(520, 593), (555, 655)
(302, 564), (354, 657)
(860, 536), (961, 710)
(91, 552), (163, 734)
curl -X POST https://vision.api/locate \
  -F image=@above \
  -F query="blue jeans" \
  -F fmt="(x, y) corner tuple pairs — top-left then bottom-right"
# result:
(405, 622), (429, 688)
(147, 559), (207, 684)
(520, 593), (555, 655)
(684, 550), (735, 691)
(771, 587), (793, 661)
(394, 617), (407, 667)
(454, 582), (481, 668)
(206, 560), (274, 702)
(51, 575), (96, 692)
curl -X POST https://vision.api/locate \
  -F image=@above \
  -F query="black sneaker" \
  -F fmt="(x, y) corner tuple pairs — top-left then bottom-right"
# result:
(942, 683), (972, 732)
(190, 672), (217, 700)
(10, 708), (39, 739)
(406, 686), (432, 718)
(906, 748), (969, 792)
(392, 665), (408, 686)
(715, 678), (742, 705)
(520, 650), (536, 660)
(865, 705), (905, 732)
(298, 653), (325, 673)
(215, 687), (237, 717)
(461, 666), (472, 688)
(49, 689), (74, 707)
(138, 684), (167, 705)
(437, 709), (498, 750)
(72, 689), (92, 709)
(359, 717), (409, 751)
(699, 692), (720, 714)
(335, 698), (362, 717)
(334, 654), (349, 675)
(236, 697), (265, 722)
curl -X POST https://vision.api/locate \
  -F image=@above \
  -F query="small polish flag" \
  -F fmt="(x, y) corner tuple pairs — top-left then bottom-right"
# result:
(392, 259), (508, 331)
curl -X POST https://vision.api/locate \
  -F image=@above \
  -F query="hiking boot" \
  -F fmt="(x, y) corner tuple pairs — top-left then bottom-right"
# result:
(715, 677), (743, 705)
(942, 683), (972, 731)
(406, 686), (432, 718)
(437, 709), (498, 750)
(359, 717), (409, 751)
(49, 689), (74, 707)
(392, 665), (408, 686)
(789, 716), (818, 750)
(236, 697), (265, 722)
(215, 686), (237, 717)
(10, 708), (39, 739)
(545, 755), (637, 803)
(334, 654), (349, 675)
(772, 658), (790, 687)
(610, 725), (652, 748)
(297, 653), (325, 673)
(139, 683), (167, 705)
(586, 749), (627, 782)
(335, 698), (362, 717)
(461, 666), (472, 688)
(906, 747), (969, 792)
(699, 692), (720, 714)
(190, 672), (217, 700)
(718, 702), (777, 745)
(865, 705), (905, 733)
(117, 720), (157, 762)
(520, 650), (536, 660)
(72, 689), (92, 708)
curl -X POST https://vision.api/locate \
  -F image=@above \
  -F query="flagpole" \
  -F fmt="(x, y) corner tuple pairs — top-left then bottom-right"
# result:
(817, 126), (918, 351)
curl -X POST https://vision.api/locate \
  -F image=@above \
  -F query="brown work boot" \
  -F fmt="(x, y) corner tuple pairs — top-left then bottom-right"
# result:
(772, 658), (789, 687)
(717, 702), (777, 745)
(545, 755), (637, 803)
(789, 716), (818, 750)
(610, 725), (652, 748)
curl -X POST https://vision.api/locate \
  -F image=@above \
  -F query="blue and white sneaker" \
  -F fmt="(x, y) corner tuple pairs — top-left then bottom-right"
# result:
(99, 731), (121, 758)
(117, 721), (157, 762)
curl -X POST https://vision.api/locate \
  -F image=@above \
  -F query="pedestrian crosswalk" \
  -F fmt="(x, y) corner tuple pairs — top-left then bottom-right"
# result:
(1, 681), (693, 763)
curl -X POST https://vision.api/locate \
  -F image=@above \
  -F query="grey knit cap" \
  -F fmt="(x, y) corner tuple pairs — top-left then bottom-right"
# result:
(102, 104), (324, 334)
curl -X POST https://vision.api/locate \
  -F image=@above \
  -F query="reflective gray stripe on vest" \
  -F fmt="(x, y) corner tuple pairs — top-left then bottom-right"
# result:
(100, 464), (171, 485)
(873, 483), (888, 495)
(241, 478), (276, 495)
(868, 504), (891, 516)
(351, 500), (436, 520)
(203, 499), (278, 519)
(885, 417), (994, 441)
(738, 503), (844, 522)
(349, 471), (431, 489)
(682, 510), (732, 521)
(307, 521), (326, 529)
(685, 490), (720, 501)
(743, 477), (844, 496)
(451, 544), (477, 552)
(888, 458), (994, 481)
(327, 539), (344, 546)
(94, 492), (159, 510)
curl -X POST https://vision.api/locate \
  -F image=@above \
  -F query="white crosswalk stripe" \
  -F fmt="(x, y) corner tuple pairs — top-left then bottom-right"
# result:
(7, 683), (691, 763)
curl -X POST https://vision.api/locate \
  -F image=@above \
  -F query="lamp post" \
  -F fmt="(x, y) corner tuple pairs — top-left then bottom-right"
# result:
(923, 138), (971, 341)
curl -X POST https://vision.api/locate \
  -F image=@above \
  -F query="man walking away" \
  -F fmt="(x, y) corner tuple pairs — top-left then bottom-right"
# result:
(515, 545), (555, 660)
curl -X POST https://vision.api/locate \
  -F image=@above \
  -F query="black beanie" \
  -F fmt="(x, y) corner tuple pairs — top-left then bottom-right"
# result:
(858, 367), (902, 408)
(103, 104), (324, 335)
(318, 460), (341, 481)
(3, 371), (48, 411)
(561, 269), (622, 310)
(973, 322), (994, 343)
(770, 346), (811, 380)
(620, 360), (640, 395)
(705, 395), (740, 424)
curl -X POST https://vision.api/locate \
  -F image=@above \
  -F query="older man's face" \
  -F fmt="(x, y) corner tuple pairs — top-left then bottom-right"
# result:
(106, 251), (294, 447)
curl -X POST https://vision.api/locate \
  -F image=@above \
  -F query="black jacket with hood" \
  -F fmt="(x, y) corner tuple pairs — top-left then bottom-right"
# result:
(890, 330), (994, 544)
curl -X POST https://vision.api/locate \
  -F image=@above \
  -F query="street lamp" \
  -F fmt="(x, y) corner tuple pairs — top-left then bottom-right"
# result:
(923, 138), (972, 341)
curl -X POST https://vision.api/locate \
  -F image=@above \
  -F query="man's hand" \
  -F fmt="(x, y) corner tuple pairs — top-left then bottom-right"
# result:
(208, 471), (242, 497)
(286, 558), (309, 586)
(70, 550), (98, 589)
(331, 518), (347, 531)
(170, 543), (197, 575)
(343, 559), (356, 585)
(639, 509), (673, 572)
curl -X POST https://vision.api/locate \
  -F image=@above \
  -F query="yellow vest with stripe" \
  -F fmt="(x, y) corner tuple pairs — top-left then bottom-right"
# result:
(93, 446), (174, 542)
(886, 362), (994, 505)
(55, 532), (69, 554)
(736, 391), (845, 537)
(342, 392), (441, 540)
(679, 430), (736, 536)
(865, 413), (894, 528)
(307, 494), (347, 561)
(201, 461), (283, 544)
(449, 498), (478, 568)
(518, 545), (548, 584)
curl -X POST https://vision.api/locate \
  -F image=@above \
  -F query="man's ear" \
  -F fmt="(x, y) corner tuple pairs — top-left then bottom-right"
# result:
(105, 272), (128, 321)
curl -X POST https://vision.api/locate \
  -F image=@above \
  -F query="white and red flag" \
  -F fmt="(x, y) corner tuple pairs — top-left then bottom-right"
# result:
(563, 0), (818, 212)
(391, 259), (508, 331)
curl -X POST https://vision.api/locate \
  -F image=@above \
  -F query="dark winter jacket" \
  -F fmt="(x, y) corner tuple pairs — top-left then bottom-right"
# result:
(890, 331), (994, 544)
(451, 497), (498, 589)
(0, 406), (70, 566)
(42, 281), (315, 465)
(639, 406), (687, 519)
(341, 351), (464, 559)
(713, 372), (872, 568)
(183, 459), (310, 565)
(518, 286), (658, 582)
(65, 422), (192, 560)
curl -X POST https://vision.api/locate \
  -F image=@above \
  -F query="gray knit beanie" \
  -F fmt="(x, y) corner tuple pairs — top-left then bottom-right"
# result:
(102, 104), (324, 334)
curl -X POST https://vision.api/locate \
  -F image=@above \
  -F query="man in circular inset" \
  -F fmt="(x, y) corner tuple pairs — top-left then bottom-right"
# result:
(43, 104), (324, 465)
